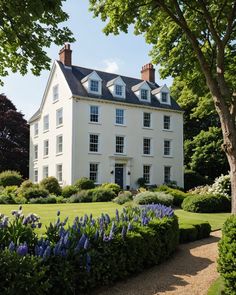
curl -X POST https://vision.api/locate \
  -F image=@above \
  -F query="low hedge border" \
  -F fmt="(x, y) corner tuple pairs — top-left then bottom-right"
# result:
(179, 221), (211, 243)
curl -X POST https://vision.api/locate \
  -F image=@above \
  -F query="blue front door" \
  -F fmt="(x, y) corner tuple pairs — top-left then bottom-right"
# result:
(115, 164), (124, 188)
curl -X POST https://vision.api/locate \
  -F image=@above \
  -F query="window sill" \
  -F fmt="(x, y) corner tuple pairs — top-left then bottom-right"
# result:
(89, 122), (101, 125)
(43, 130), (49, 134)
(56, 152), (63, 156)
(88, 152), (102, 155)
(114, 124), (126, 127)
(34, 135), (39, 138)
(163, 155), (173, 158)
(142, 154), (154, 157)
(114, 153), (127, 156)
(142, 127), (153, 130)
(33, 159), (38, 162)
(56, 124), (63, 129)
(53, 99), (59, 104)
(162, 129), (173, 132)
(43, 155), (49, 159)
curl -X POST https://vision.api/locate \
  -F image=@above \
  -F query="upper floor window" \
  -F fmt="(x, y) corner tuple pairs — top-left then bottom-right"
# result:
(56, 164), (63, 182)
(90, 106), (99, 123)
(143, 165), (151, 184)
(163, 115), (171, 130)
(141, 89), (148, 100)
(43, 115), (49, 131)
(161, 92), (168, 103)
(90, 80), (99, 92)
(43, 140), (49, 157)
(115, 136), (125, 154)
(34, 123), (39, 136)
(164, 140), (171, 156)
(56, 135), (63, 154)
(143, 112), (151, 128)
(115, 85), (123, 97)
(143, 138), (151, 155)
(43, 166), (49, 178)
(89, 163), (99, 183)
(89, 134), (99, 153)
(56, 108), (63, 126)
(34, 144), (38, 160)
(53, 84), (59, 102)
(164, 166), (171, 183)
(115, 109), (124, 125)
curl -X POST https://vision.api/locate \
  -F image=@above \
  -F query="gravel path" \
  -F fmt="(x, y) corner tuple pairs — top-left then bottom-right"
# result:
(94, 231), (221, 295)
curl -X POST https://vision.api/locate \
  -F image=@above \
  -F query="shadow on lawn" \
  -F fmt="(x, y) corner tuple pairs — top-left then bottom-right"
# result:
(93, 234), (221, 295)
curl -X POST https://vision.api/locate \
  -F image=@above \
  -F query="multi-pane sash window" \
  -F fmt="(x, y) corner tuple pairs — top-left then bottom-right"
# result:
(163, 115), (170, 130)
(34, 169), (38, 183)
(116, 136), (125, 154)
(164, 166), (171, 183)
(56, 135), (63, 154)
(90, 80), (99, 92)
(161, 92), (168, 103)
(34, 144), (38, 160)
(43, 115), (49, 131)
(89, 134), (99, 152)
(164, 140), (171, 156)
(56, 164), (63, 182)
(90, 106), (99, 123)
(44, 140), (49, 156)
(143, 112), (151, 128)
(89, 163), (98, 182)
(143, 165), (151, 184)
(34, 123), (39, 136)
(53, 84), (59, 101)
(141, 89), (148, 100)
(115, 85), (123, 96)
(115, 109), (124, 125)
(143, 138), (151, 155)
(43, 166), (49, 178)
(56, 108), (63, 126)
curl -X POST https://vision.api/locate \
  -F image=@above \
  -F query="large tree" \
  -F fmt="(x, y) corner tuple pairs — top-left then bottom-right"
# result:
(0, 0), (74, 84)
(89, 0), (236, 213)
(0, 94), (29, 177)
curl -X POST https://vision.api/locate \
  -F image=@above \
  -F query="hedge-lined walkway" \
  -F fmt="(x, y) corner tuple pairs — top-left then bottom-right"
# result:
(95, 231), (221, 295)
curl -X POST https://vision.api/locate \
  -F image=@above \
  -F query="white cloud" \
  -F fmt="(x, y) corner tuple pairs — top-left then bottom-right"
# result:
(102, 59), (120, 73)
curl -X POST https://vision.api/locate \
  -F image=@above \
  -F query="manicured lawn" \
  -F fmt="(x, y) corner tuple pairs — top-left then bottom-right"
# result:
(207, 277), (225, 295)
(175, 209), (230, 231)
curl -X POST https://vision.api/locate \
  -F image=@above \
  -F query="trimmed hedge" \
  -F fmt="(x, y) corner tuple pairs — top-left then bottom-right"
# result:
(156, 186), (187, 207)
(21, 187), (49, 200)
(182, 194), (231, 213)
(61, 185), (78, 198)
(179, 222), (211, 243)
(218, 216), (236, 295)
(74, 177), (95, 190)
(0, 170), (23, 187)
(113, 191), (133, 205)
(134, 191), (173, 206)
(40, 177), (61, 196)
(69, 188), (116, 203)
(100, 183), (121, 195)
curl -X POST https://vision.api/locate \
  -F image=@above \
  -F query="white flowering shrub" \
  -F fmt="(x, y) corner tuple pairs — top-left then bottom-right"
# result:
(188, 185), (212, 195)
(208, 174), (231, 198)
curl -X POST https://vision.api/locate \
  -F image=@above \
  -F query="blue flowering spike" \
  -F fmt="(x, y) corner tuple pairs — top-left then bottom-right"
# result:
(17, 243), (28, 256)
(57, 210), (60, 216)
(9, 241), (15, 252)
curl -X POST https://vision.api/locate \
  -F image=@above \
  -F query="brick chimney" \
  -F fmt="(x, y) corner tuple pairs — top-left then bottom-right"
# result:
(141, 63), (155, 83)
(59, 44), (72, 67)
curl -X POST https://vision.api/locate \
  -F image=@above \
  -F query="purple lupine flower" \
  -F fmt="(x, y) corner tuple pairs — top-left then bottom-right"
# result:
(104, 214), (110, 224)
(127, 222), (133, 232)
(19, 205), (22, 211)
(57, 210), (60, 216)
(43, 246), (51, 260)
(121, 226), (126, 239)
(94, 230), (99, 241)
(115, 209), (119, 222)
(8, 241), (15, 252)
(76, 233), (87, 250)
(86, 253), (91, 272)
(17, 243), (28, 256)
(84, 238), (89, 250)
(90, 213), (93, 221)
(38, 222), (42, 229)
(62, 216), (69, 226)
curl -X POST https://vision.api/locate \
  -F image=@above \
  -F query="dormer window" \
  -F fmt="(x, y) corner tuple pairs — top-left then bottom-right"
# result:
(115, 85), (123, 97)
(152, 84), (171, 105)
(141, 89), (148, 100)
(161, 92), (168, 103)
(90, 80), (99, 93)
(107, 76), (126, 98)
(132, 81), (151, 102)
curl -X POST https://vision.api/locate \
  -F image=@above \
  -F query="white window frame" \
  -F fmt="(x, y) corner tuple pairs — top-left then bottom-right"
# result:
(114, 84), (123, 97)
(53, 84), (59, 102)
(164, 166), (171, 183)
(143, 112), (151, 128)
(143, 165), (151, 184)
(89, 133), (100, 153)
(89, 79), (100, 93)
(56, 164), (63, 183)
(43, 165), (49, 179)
(56, 135), (63, 154)
(34, 144), (38, 161)
(89, 105), (100, 123)
(163, 115), (171, 130)
(43, 114), (49, 132)
(143, 137), (152, 155)
(34, 122), (39, 137)
(43, 139), (49, 157)
(56, 108), (63, 127)
(164, 139), (172, 156)
(89, 162), (99, 183)
(115, 135), (125, 154)
(161, 92), (169, 104)
(115, 109), (125, 125)
(34, 169), (38, 183)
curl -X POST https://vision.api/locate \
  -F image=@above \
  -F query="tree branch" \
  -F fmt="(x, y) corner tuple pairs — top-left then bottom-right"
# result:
(223, 1), (236, 45)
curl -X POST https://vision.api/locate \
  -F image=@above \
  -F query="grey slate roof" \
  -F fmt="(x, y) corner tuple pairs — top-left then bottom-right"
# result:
(29, 61), (182, 123)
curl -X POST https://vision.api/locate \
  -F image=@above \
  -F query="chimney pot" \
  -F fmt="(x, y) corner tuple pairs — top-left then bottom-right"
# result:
(141, 63), (155, 83)
(59, 44), (72, 67)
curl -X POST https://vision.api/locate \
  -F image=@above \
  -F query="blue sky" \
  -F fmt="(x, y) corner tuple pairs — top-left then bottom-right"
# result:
(1, 0), (171, 120)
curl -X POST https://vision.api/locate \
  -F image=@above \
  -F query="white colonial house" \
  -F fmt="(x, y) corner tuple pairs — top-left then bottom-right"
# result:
(29, 44), (184, 189)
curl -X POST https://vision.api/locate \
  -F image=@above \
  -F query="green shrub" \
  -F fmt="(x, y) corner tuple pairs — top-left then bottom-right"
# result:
(0, 170), (23, 187)
(0, 185), (18, 200)
(134, 191), (173, 206)
(184, 169), (208, 191)
(156, 186), (187, 207)
(218, 216), (236, 295)
(136, 177), (147, 188)
(74, 177), (95, 190)
(0, 194), (16, 204)
(21, 187), (49, 200)
(40, 177), (62, 195)
(100, 183), (121, 195)
(91, 188), (116, 202)
(61, 185), (78, 198)
(14, 195), (27, 204)
(69, 190), (93, 203)
(182, 194), (231, 213)
(179, 222), (211, 243)
(113, 191), (133, 205)
(29, 196), (58, 204)
(18, 179), (35, 197)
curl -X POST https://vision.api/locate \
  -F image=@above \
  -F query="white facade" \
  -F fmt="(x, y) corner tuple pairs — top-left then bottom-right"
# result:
(29, 58), (184, 189)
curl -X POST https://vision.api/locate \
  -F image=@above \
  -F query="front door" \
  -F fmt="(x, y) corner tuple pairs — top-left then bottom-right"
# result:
(115, 164), (124, 188)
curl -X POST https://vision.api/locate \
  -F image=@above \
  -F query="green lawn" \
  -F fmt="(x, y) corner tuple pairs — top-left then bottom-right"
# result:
(207, 277), (225, 295)
(175, 209), (230, 231)
(0, 203), (230, 234)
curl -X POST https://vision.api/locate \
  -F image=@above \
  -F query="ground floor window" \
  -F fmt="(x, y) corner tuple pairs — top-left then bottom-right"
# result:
(164, 166), (171, 183)
(43, 165), (49, 178)
(56, 164), (63, 182)
(89, 163), (99, 183)
(143, 165), (151, 184)
(34, 169), (38, 183)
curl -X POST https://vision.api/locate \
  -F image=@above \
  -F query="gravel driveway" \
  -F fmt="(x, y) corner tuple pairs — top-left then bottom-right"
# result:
(94, 231), (221, 295)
